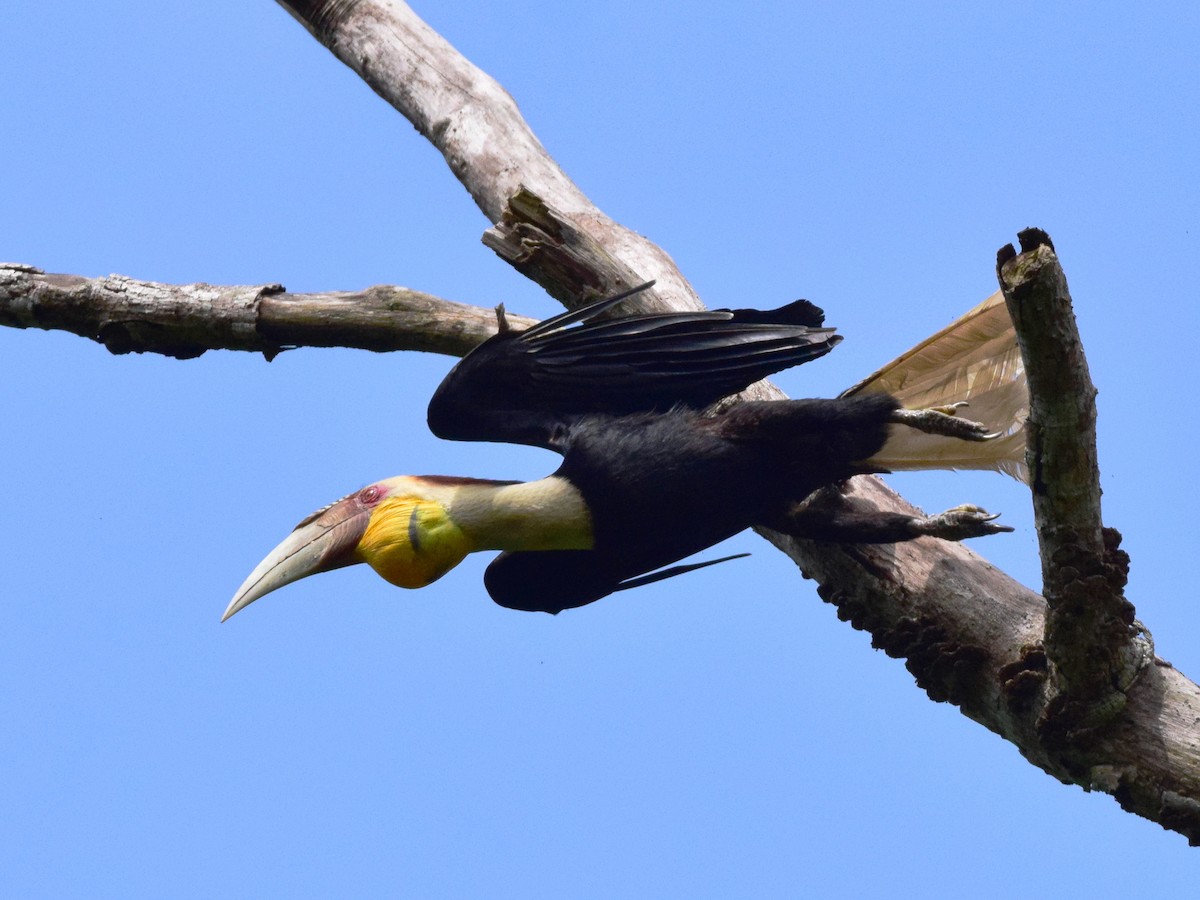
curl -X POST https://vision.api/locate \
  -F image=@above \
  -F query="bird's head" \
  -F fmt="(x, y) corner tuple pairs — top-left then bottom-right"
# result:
(222, 476), (472, 621)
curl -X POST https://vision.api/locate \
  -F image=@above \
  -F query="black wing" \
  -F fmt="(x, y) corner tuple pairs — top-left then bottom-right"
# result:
(483, 548), (750, 614)
(427, 282), (842, 449)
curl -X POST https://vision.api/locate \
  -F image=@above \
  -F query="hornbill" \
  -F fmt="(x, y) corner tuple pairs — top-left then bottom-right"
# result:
(223, 283), (1026, 620)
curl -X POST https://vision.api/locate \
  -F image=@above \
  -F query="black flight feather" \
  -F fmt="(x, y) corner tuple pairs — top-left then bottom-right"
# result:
(427, 285), (841, 449)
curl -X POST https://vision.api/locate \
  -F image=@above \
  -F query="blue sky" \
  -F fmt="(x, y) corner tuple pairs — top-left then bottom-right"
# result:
(3, 1), (1199, 895)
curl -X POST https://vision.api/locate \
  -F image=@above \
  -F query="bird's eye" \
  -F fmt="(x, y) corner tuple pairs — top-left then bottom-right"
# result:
(358, 485), (383, 506)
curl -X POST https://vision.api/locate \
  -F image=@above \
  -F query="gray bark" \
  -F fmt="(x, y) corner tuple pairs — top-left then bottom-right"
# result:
(0, 264), (532, 359)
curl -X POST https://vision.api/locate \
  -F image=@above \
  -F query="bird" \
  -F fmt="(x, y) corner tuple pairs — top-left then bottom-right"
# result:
(222, 282), (1026, 621)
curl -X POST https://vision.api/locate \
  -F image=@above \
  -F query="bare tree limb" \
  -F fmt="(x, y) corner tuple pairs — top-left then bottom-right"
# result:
(0, 263), (533, 359)
(275, 0), (700, 313)
(997, 230), (1151, 745)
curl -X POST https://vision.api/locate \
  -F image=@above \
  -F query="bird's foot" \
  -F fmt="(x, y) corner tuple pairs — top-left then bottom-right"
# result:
(891, 405), (999, 441)
(914, 504), (1014, 540)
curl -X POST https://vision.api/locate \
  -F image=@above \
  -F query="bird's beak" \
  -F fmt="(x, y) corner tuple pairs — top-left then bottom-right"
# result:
(222, 494), (370, 622)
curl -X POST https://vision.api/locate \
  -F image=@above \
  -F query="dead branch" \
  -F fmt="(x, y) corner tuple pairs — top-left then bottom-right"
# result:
(276, 0), (700, 315)
(998, 230), (1152, 743)
(0, 264), (533, 359)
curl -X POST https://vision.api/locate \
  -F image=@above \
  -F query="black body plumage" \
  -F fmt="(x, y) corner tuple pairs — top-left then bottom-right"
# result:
(428, 283), (936, 613)
(485, 394), (899, 612)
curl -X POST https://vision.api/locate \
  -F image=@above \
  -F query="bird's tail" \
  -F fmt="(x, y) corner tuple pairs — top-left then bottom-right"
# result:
(843, 291), (1029, 483)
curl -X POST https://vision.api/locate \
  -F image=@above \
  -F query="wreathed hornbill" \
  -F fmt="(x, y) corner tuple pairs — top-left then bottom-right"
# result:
(223, 283), (1025, 620)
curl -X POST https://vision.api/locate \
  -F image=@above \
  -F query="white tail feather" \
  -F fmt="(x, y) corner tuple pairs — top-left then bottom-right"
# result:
(844, 291), (1029, 483)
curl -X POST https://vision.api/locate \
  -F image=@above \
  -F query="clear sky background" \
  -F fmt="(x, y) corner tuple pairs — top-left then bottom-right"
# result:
(4, 1), (1199, 895)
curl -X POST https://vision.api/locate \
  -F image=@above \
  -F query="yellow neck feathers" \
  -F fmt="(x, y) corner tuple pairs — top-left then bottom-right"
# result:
(353, 476), (593, 590)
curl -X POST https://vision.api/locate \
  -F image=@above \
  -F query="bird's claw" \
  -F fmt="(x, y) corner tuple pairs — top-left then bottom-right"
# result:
(891, 406), (998, 442)
(930, 401), (969, 415)
(915, 504), (1014, 540)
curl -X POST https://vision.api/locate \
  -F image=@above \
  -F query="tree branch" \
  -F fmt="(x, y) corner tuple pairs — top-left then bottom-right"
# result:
(997, 230), (1151, 742)
(276, 0), (701, 314)
(0, 263), (533, 359)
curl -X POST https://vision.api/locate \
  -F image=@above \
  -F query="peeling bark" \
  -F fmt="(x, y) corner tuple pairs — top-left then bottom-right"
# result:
(482, 187), (669, 314)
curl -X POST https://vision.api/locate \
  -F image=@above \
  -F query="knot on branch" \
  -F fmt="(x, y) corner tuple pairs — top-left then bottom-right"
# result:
(289, 0), (359, 41)
(482, 187), (675, 317)
(482, 188), (609, 305)
(999, 645), (1049, 710)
